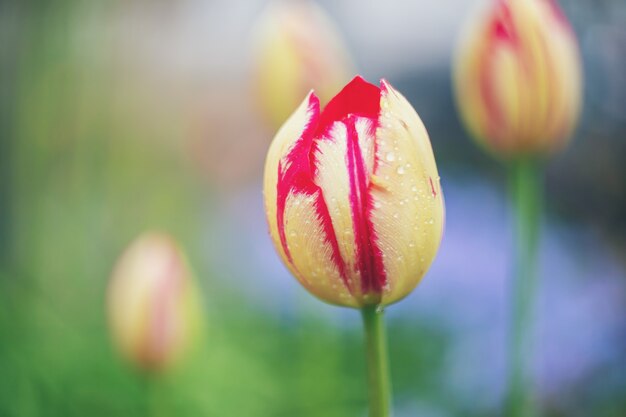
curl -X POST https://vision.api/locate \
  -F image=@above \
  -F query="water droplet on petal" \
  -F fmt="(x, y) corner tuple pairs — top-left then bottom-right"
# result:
(385, 152), (396, 162)
(396, 166), (405, 175)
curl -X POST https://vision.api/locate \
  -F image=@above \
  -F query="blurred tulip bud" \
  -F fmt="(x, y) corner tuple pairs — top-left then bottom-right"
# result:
(454, 0), (582, 157)
(252, 0), (354, 130)
(264, 76), (444, 307)
(107, 233), (202, 372)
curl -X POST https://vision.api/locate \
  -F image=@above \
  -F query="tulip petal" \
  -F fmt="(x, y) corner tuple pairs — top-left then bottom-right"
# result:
(314, 115), (384, 303)
(264, 92), (319, 277)
(282, 190), (356, 306)
(264, 91), (357, 305)
(313, 77), (388, 304)
(372, 80), (445, 305)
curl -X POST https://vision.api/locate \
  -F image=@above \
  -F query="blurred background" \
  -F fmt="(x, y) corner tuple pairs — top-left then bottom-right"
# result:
(0, 0), (625, 416)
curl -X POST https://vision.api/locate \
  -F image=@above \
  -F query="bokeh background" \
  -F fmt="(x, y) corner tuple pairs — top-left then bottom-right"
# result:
(1, 0), (625, 416)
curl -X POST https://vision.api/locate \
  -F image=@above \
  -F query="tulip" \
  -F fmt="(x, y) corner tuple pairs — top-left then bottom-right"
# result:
(107, 232), (201, 372)
(264, 75), (444, 417)
(264, 76), (444, 309)
(455, 2), (583, 416)
(252, 0), (354, 129)
(454, 0), (582, 157)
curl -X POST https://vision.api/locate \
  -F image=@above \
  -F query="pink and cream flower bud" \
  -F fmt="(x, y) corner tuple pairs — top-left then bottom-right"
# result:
(264, 76), (445, 308)
(454, 0), (582, 156)
(107, 233), (201, 372)
(252, 0), (354, 130)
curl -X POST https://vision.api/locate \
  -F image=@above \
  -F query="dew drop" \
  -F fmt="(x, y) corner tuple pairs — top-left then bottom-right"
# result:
(385, 152), (396, 162)
(392, 212), (399, 219)
(373, 201), (382, 209)
(396, 166), (405, 175)
(408, 241), (415, 248)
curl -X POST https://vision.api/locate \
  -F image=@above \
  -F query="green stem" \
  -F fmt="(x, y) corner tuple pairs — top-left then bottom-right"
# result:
(361, 305), (391, 417)
(506, 158), (542, 417)
(141, 372), (160, 417)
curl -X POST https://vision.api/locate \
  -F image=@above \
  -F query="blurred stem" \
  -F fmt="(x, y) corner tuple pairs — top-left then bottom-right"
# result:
(362, 305), (391, 417)
(141, 372), (161, 417)
(506, 158), (542, 417)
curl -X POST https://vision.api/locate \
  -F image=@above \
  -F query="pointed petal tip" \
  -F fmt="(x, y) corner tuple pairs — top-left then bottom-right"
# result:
(379, 78), (393, 93)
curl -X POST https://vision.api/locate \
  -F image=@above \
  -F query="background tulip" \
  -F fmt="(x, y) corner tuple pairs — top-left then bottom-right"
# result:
(454, 0), (582, 157)
(454, 1), (584, 416)
(107, 232), (201, 372)
(264, 76), (444, 309)
(252, 0), (354, 130)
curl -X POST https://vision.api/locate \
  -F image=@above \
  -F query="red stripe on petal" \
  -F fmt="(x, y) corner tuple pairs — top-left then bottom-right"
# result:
(276, 94), (350, 290)
(276, 96), (320, 264)
(480, 2), (521, 144)
(346, 116), (386, 296)
(429, 177), (438, 198)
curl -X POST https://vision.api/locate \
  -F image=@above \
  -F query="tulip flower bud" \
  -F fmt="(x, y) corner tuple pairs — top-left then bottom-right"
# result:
(264, 76), (444, 307)
(107, 233), (201, 372)
(252, 0), (354, 129)
(454, 0), (582, 157)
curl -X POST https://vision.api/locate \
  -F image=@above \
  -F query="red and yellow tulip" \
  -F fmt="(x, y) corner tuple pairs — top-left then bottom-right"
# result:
(454, 0), (582, 156)
(264, 76), (444, 308)
(252, 0), (354, 129)
(107, 233), (201, 372)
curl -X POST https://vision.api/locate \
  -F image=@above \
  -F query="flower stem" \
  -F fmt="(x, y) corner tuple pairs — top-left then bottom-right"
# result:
(141, 372), (160, 417)
(361, 305), (391, 417)
(506, 158), (542, 417)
